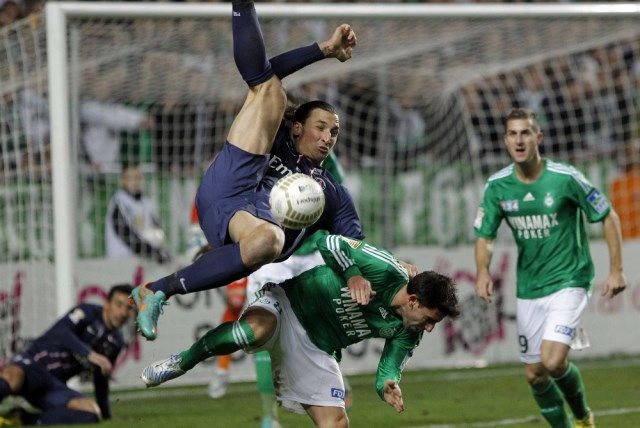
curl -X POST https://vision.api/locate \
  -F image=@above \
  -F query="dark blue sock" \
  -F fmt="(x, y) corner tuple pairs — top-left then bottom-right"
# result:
(232, 0), (273, 86)
(269, 43), (325, 80)
(23, 408), (99, 425)
(0, 378), (11, 400)
(149, 243), (249, 297)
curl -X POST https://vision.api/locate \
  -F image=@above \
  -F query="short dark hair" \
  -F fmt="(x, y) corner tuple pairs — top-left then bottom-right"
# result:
(407, 271), (460, 318)
(108, 283), (133, 301)
(504, 108), (541, 132)
(292, 100), (337, 124)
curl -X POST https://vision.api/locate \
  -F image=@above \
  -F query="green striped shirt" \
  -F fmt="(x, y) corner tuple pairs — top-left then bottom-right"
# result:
(474, 159), (610, 298)
(282, 234), (419, 399)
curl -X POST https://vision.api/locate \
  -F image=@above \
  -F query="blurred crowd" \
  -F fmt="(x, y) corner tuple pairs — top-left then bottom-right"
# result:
(0, 0), (639, 245)
(2, 0), (638, 32)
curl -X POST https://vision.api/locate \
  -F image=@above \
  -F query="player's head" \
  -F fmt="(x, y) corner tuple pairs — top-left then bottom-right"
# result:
(0, 0), (22, 27)
(120, 163), (143, 198)
(402, 271), (459, 333)
(291, 100), (339, 165)
(503, 108), (543, 165)
(104, 283), (134, 329)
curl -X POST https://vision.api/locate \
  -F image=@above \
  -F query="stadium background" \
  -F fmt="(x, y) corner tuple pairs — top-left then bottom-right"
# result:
(0, 1), (639, 426)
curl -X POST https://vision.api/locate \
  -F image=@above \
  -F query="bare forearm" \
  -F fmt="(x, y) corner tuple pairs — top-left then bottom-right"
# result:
(603, 210), (623, 274)
(475, 238), (493, 274)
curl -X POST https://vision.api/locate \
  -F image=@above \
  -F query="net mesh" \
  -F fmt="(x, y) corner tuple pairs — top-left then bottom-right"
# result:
(1, 9), (639, 350)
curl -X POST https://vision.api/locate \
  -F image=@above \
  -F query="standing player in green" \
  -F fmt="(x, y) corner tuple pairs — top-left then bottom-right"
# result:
(474, 108), (627, 428)
(141, 234), (459, 427)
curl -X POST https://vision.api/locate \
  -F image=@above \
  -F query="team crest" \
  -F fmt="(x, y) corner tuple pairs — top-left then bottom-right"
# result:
(379, 327), (396, 338)
(500, 200), (519, 212)
(544, 193), (554, 207)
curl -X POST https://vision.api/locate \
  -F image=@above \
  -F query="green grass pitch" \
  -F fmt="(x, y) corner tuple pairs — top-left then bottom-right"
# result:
(86, 357), (639, 427)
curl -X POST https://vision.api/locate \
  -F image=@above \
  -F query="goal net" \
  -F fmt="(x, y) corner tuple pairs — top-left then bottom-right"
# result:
(0, 4), (639, 355)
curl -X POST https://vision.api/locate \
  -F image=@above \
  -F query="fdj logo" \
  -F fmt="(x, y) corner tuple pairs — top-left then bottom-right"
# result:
(554, 325), (575, 338)
(331, 388), (345, 400)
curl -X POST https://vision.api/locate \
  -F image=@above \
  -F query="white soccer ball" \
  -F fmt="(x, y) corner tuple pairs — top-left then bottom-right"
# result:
(269, 173), (325, 230)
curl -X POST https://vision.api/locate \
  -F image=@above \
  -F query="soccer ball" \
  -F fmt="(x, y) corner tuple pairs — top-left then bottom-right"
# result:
(269, 173), (325, 229)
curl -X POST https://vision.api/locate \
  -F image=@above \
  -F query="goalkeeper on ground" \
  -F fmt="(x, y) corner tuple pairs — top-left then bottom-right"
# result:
(141, 235), (460, 427)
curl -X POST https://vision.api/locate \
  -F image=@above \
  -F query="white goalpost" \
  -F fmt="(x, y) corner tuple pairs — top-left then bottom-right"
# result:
(1, 3), (639, 380)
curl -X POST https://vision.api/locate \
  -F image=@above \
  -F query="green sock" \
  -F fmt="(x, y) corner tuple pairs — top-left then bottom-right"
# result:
(554, 362), (589, 420)
(179, 320), (255, 371)
(530, 380), (572, 428)
(255, 351), (277, 420)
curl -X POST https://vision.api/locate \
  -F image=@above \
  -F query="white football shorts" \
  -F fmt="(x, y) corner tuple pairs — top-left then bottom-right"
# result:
(243, 283), (345, 413)
(246, 251), (324, 295)
(516, 287), (589, 364)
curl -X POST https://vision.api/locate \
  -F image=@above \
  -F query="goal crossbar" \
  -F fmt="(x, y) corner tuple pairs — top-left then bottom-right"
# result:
(45, 2), (640, 316)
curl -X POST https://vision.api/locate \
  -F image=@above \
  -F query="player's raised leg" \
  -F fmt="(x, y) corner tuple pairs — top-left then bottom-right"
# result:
(142, 309), (276, 387)
(227, 0), (285, 155)
(130, 0), (281, 340)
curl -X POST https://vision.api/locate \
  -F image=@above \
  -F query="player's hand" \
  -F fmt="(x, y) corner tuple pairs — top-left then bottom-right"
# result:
(475, 270), (493, 303)
(602, 271), (627, 299)
(319, 24), (357, 62)
(88, 351), (113, 376)
(383, 380), (405, 412)
(399, 261), (418, 279)
(347, 275), (376, 305)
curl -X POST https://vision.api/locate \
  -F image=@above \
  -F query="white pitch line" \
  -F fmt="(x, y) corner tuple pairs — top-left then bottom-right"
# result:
(407, 407), (640, 428)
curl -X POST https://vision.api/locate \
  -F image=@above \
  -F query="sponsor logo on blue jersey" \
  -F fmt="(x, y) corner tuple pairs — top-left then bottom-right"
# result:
(331, 388), (345, 399)
(554, 325), (575, 338)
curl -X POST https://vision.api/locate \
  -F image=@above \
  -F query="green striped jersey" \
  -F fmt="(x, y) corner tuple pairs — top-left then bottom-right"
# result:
(282, 234), (418, 399)
(474, 159), (610, 299)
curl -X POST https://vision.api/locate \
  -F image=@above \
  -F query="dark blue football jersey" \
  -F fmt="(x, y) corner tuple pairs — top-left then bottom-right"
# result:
(257, 126), (364, 259)
(13, 303), (125, 382)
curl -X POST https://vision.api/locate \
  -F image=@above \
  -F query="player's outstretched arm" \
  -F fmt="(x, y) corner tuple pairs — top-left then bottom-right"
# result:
(383, 380), (405, 412)
(318, 24), (357, 62)
(601, 210), (627, 298)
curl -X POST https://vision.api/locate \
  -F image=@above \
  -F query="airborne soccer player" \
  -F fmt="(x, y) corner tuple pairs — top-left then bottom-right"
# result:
(141, 234), (460, 427)
(130, 1), (370, 341)
(474, 108), (627, 427)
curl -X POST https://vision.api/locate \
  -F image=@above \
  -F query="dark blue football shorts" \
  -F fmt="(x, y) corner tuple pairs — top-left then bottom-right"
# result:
(196, 142), (278, 248)
(15, 359), (84, 410)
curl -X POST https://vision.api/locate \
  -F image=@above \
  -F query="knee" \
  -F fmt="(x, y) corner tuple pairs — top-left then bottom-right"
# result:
(524, 365), (549, 388)
(243, 310), (277, 347)
(240, 224), (284, 268)
(543, 357), (569, 378)
(317, 411), (349, 428)
(1, 364), (25, 391)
